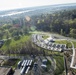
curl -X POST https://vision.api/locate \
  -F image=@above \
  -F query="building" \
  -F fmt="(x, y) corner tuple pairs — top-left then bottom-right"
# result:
(0, 67), (13, 75)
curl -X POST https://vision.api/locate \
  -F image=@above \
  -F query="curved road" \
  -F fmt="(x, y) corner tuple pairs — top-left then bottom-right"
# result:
(70, 41), (76, 69)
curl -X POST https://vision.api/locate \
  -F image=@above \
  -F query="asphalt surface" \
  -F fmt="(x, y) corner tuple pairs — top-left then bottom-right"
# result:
(31, 31), (76, 42)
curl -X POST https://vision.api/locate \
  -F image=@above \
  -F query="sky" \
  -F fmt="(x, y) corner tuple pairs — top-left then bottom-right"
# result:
(0, 0), (76, 11)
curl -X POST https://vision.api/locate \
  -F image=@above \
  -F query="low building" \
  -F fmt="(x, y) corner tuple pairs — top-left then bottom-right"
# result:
(0, 67), (13, 75)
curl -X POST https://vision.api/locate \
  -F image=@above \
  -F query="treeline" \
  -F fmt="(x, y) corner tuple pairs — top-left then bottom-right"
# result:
(0, 16), (32, 40)
(35, 9), (76, 38)
(1, 9), (76, 39)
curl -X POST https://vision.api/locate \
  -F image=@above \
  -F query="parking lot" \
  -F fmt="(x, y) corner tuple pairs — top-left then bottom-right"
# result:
(32, 34), (66, 52)
(14, 55), (53, 75)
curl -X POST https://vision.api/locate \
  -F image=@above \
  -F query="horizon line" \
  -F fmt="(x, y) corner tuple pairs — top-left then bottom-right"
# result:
(0, 2), (76, 11)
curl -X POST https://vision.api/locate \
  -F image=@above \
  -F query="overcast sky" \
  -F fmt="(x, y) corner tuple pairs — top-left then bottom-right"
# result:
(0, 0), (76, 10)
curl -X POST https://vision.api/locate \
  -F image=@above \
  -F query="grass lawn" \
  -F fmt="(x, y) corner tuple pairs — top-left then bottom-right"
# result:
(55, 40), (72, 48)
(55, 40), (76, 48)
(72, 41), (76, 48)
(55, 40), (67, 44)
(42, 35), (49, 39)
(53, 55), (64, 75)
(0, 34), (30, 51)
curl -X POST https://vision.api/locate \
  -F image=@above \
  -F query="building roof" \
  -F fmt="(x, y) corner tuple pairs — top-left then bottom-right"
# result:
(0, 67), (11, 75)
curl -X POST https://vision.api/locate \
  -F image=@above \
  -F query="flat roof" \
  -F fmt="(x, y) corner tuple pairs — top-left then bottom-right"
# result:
(0, 67), (11, 75)
(0, 59), (3, 64)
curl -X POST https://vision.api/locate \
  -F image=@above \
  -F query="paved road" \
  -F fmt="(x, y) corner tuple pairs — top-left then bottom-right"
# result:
(70, 41), (76, 69)
(31, 31), (76, 42)
(32, 33), (76, 72)
(0, 55), (25, 60)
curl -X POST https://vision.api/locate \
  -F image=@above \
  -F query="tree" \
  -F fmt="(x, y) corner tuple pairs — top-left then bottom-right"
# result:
(70, 29), (76, 38)
(23, 27), (28, 34)
(4, 30), (10, 39)
(60, 29), (63, 35)
(0, 31), (3, 40)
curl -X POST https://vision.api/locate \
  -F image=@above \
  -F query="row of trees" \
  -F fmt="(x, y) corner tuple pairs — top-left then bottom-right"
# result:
(0, 17), (30, 40)
(0, 16), (43, 55)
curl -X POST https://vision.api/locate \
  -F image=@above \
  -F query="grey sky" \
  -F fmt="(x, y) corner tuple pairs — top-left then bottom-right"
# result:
(0, 0), (76, 10)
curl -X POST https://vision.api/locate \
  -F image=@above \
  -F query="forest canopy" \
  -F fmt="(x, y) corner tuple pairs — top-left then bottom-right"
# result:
(0, 9), (76, 38)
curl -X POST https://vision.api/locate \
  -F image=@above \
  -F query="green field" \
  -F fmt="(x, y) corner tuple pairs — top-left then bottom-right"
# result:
(55, 40), (72, 48)
(42, 35), (49, 39)
(72, 41), (76, 48)
(0, 34), (30, 51)
(55, 40), (76, 48)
